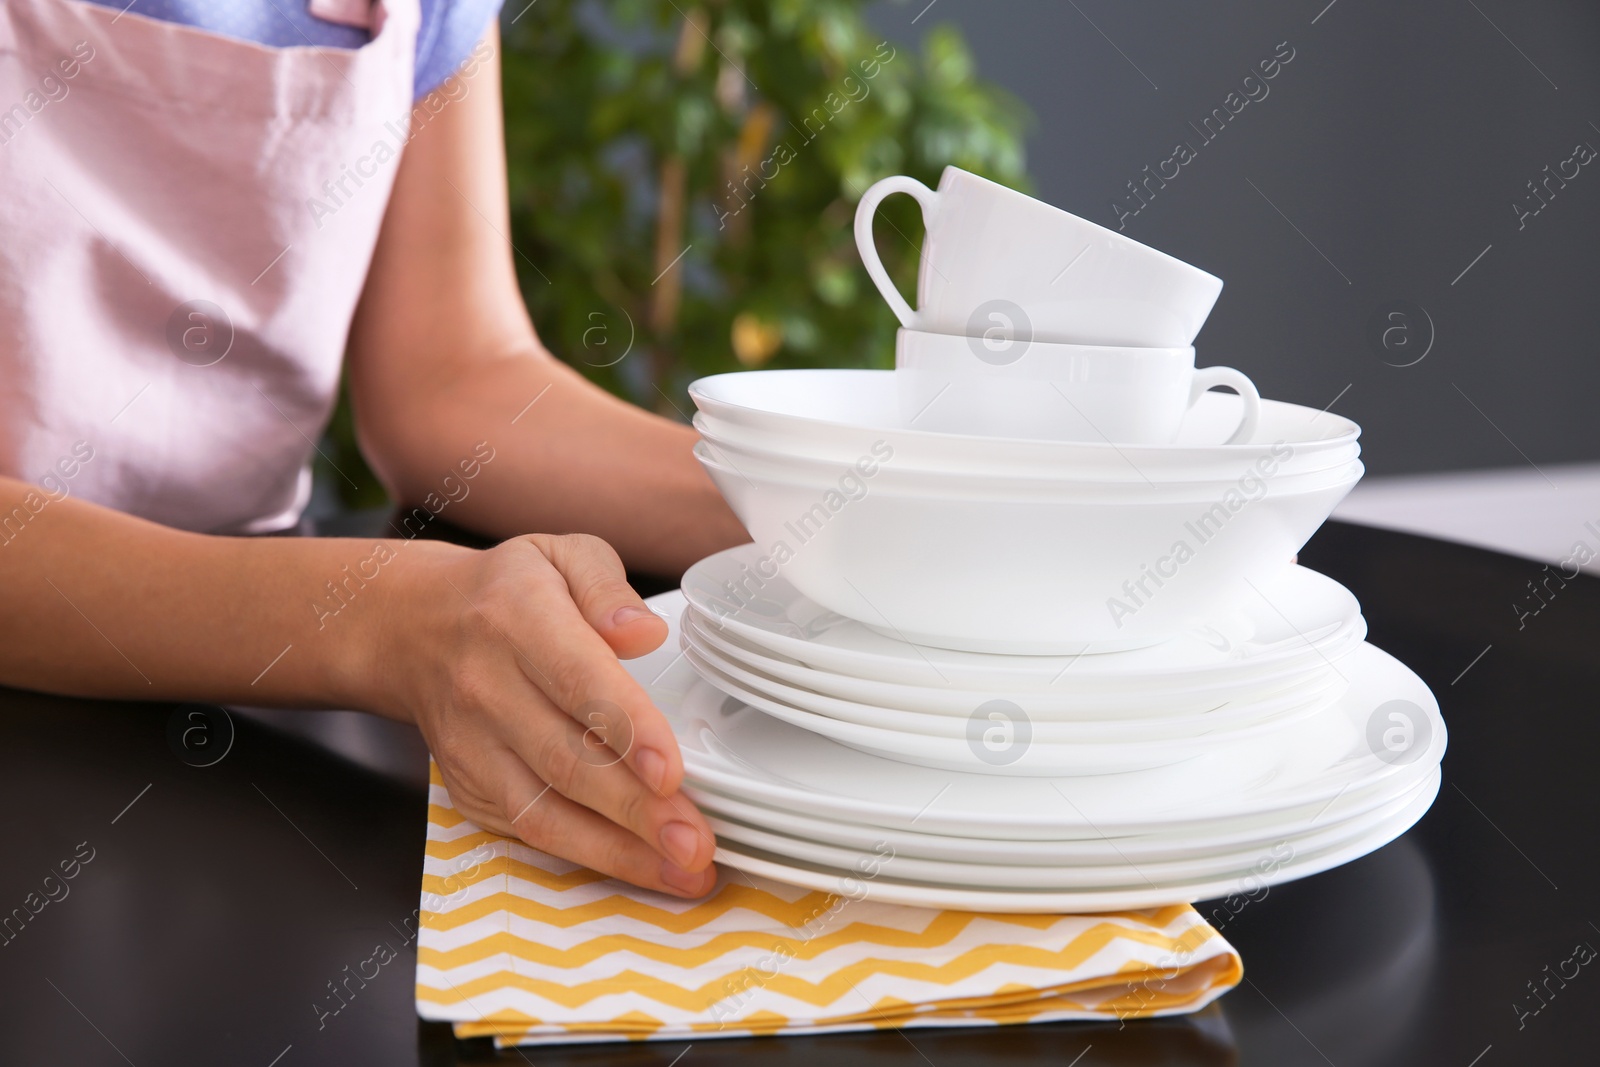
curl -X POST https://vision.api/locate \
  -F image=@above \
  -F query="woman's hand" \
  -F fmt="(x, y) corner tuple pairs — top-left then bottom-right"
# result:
(378, 532), (717, 897)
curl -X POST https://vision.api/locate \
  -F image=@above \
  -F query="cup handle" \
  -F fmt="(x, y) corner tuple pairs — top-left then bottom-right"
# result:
(1189, 367), (1261, 445)
(854, 175), (939, 327)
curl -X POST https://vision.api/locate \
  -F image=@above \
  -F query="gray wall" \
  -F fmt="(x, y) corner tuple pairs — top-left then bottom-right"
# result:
(870, 0), (1600, 477)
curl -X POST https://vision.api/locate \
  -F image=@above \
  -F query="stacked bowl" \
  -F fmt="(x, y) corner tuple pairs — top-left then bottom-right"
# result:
(618, 168), (1445, 912)
(691, 370), (1362, 652)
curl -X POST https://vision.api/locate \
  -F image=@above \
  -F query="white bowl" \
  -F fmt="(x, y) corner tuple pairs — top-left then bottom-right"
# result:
(693, 441), (1363, 653)
(689, 369), (1359, 481)
(698, 418), (1361, 503)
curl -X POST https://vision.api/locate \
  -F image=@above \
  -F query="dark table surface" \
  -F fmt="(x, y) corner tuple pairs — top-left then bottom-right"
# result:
(2, 518), (1597, 1066)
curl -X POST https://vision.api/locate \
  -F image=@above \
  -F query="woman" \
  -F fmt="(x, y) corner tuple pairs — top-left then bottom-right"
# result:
(0, 0), (748, 897)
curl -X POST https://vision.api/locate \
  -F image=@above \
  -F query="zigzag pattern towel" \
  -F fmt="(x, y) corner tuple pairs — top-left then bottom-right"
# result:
(414, 763), (1243, 1047)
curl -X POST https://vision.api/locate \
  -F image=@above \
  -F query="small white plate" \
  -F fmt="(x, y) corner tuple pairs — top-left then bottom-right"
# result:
(685, 603), (1358, 720)
(682, 609), (1347, 741)
(681, 544), (1364, 693)
(685, 645), (1212, 775)
(710, 771), (1440, 913)
(633, 591), (1445, 836)
(707, 770), (1436, 890)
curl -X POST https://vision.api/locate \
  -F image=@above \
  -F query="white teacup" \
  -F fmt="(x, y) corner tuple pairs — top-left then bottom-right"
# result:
(856, 167), (1224, 348)
(896, 329), (1260, 444)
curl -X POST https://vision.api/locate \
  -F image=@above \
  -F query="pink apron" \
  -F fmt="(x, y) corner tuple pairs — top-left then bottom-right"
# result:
(0, 0), (418, 533)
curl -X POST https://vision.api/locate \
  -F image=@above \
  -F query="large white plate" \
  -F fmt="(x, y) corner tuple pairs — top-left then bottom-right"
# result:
(633, 591), (1445, 837)
(682, 609), (1347, 741)
(681, 544), (1365, 693)
(710, 771), (1441, 913)
(685, 602), (1357, 720)
(707, 770), (1437, 890)
(689, 765), (1434, 865)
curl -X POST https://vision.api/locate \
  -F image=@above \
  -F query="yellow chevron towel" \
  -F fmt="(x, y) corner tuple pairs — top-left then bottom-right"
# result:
(415, 763), (1243, 1047)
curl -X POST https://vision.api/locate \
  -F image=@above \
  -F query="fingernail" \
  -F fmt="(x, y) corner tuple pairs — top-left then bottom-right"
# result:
(636, 747), (668, 793)
(610, 604), (655, 627)
(661, 858), (712, 896)
(659, 821), (701, 869)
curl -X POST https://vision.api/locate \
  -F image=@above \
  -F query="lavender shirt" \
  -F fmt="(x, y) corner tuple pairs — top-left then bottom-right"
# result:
(84, 0), (502, 98)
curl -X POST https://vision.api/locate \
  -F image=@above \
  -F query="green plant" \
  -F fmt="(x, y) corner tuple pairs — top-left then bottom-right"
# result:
(324, 2), (1029, 507)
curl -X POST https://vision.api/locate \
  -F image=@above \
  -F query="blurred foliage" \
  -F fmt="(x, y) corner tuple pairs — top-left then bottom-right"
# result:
(501, 0), (1031, 406)
(325, 0), (1030, 507)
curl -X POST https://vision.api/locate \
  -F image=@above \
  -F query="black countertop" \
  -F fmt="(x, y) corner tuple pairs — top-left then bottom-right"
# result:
(2, 519), (1596, 1066)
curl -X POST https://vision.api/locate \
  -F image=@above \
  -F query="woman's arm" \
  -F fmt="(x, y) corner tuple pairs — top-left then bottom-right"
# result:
(345, 25), (747, 577)
(0, 476), (718, 897)
(0, 474), (385, 708)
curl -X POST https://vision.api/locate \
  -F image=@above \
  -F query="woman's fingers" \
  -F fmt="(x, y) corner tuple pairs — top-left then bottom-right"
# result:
(491, 538), (687, 796)
(529, 532), (668, 659)
(489, 688), (717, 875)
(454, 745), (718, 898)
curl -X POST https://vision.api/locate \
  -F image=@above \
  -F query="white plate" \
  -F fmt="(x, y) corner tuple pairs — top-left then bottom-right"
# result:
(633, 592), (1445, 836)
(685, 603), (1357, 719)
(690, 767), (1432, 865)
(684, 646), (1227, 776)
(710, 771), (1440, 913)
(681, 545), (1365, 693)
(707, 770), (1437, 890)
(683, 608), (1347, 739)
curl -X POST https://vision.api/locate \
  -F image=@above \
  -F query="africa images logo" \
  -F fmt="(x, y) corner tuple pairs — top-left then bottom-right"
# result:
(1105, 443), (1294, 628)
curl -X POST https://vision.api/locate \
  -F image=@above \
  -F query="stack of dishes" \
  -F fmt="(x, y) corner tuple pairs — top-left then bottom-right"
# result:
(637, 167), (1443, 911)
(618, 368), (1448, 913)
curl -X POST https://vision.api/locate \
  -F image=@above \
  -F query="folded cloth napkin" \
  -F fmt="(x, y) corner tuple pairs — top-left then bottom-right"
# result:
(414, 763), (1243, 1047)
